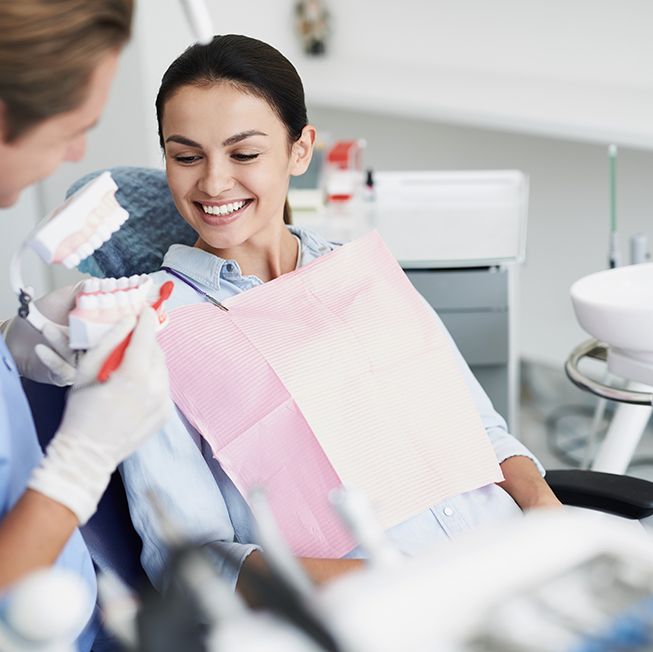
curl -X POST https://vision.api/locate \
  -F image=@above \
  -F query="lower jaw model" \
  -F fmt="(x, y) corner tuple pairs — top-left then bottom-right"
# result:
(68, 274), (164, 350)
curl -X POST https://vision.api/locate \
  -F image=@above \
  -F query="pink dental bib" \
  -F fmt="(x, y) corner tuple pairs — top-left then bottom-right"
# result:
(158, 231), (502, 558)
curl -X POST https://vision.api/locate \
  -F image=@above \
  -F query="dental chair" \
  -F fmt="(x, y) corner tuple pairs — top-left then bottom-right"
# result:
(23, 166), (653, 591)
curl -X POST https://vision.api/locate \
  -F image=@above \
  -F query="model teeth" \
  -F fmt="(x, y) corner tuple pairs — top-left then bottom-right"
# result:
(201, 200), (247, 216)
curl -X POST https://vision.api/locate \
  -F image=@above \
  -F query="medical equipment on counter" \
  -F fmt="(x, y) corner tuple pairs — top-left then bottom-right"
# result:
(179, 0), (214, 45)
(323, 140), (366, 204)
(0, 568), (91, 652)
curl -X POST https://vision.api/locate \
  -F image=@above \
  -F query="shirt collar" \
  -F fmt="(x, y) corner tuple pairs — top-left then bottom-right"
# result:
(159, 225), (338, 291)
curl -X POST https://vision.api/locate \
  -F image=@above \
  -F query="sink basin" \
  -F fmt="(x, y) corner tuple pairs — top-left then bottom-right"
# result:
(571, 263), (653, 384)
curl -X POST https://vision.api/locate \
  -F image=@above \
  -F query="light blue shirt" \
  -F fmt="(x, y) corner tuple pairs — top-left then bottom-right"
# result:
(122, 226), (544, 590)
(0, 337), (97, 651)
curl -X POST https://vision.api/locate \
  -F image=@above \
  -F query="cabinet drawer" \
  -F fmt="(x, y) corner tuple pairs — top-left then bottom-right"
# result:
(405, 268), (508, 311)
(439, 311), (508, 366)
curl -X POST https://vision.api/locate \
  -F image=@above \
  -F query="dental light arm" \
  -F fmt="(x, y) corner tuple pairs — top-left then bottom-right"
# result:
(180, 0), (214, 45)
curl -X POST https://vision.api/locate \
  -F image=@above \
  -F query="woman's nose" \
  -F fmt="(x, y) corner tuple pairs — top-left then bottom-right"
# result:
(198, 164), (234, 197)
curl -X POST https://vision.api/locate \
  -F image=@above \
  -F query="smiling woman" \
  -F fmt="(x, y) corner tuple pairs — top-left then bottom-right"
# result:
(120, 34), (560, 604)
(159, 82), (315, 278)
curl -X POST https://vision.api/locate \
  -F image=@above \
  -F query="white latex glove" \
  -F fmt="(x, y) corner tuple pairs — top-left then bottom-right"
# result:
(28, 307), (172, 524)
(2, 284), (80, 386)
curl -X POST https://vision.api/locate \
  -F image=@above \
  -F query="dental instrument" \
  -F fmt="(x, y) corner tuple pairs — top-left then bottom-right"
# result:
(96, 570), (140, 650)
(249, 488), (315, 599)
(160, 266), (228, 311)
(179, 0), (214, 45)
(329, 486), (403, 569)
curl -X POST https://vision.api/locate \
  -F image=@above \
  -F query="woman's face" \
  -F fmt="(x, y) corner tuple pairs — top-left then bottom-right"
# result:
(162, 83), (314, 253)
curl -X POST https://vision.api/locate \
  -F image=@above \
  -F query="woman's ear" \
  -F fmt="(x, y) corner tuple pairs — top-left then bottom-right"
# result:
(289, 125), (317, 176)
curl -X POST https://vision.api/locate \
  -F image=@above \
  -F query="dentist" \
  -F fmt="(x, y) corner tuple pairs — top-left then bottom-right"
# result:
(0, 1), (170, 648)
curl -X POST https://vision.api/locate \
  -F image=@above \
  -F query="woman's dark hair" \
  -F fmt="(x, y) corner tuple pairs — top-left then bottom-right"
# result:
(156, 35), (309, 225)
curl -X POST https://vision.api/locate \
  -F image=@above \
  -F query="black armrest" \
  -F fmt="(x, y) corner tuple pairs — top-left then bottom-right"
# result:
(546, 469), (653, 519)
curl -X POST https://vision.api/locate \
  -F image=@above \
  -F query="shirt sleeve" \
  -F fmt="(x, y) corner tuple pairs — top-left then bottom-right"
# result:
(428, 305), (545, 476)
(120, 406), (260, 591)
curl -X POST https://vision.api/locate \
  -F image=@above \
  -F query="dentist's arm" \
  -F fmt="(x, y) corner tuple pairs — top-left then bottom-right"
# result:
(0, 308), (171, 589)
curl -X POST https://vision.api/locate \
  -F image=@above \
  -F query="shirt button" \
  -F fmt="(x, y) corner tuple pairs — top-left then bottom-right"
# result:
(225, 263), (234, 271)
(443, 506), (454, 517)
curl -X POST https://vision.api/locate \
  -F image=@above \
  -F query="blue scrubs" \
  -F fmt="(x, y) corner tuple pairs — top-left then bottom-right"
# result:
(0, 336), (98, 650)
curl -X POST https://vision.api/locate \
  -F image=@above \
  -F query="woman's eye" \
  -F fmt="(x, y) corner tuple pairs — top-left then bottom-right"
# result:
(232, 153), (259, 162)
(174, 155), (201, 164)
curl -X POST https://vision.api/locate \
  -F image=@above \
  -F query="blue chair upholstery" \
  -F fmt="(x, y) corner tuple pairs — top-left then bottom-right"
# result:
(22, 378), (149, 590)
(68, 167), (195, 278)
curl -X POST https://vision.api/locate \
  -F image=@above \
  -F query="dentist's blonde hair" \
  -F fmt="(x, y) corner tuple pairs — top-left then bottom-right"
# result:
(0, 0), (133, 142)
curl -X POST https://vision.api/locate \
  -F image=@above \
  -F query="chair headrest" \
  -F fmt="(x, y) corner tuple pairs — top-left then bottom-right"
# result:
(66, 166), (196, 278)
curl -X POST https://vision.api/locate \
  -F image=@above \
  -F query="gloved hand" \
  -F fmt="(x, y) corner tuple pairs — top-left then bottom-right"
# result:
(2, 284), (80, 386)
(28, 307), (172, 524)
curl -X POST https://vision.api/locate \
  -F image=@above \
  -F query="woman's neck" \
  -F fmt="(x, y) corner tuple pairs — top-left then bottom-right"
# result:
(196, 225), (299, 282)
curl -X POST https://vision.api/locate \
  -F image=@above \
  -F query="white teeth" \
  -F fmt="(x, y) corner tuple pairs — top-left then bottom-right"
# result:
(116, 292), (131, 314)
(117, 276), (129, 290)
(99, 293), (116, 309)
(128, 274), (140, 288)
(89, 234), (104, 249)
(97, 224), (112, 240)
(100, 278), (114, 292)
(83, 278), (100, 293)
(78, 294), (96, 310)
(201, 200), (246, 216)
(77, 242), (95, 259)
(128, 288), (143, 307)
(63, 253), (80, 269)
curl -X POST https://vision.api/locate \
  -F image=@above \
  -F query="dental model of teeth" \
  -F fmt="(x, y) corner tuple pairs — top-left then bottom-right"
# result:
(29, 171), (128, 269)
(201, 200), (248, 216)
(68, 274), (157, 350)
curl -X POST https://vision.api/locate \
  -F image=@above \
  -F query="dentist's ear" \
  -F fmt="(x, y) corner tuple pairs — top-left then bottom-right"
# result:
(290, 125), (317, 176)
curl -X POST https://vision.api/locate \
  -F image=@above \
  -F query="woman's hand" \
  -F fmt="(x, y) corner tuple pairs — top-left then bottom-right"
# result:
(497, 455), (563, 511)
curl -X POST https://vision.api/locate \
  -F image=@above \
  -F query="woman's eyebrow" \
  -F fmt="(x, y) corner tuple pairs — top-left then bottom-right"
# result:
(222, 130), (267, 146)
(165, 134), (201, 147)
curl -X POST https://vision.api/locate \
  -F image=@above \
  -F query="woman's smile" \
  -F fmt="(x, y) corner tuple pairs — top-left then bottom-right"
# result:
(193, 198), (254, 226)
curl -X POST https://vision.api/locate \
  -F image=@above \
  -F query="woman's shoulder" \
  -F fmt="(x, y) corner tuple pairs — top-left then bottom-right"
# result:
(290, 225), (342, 260)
